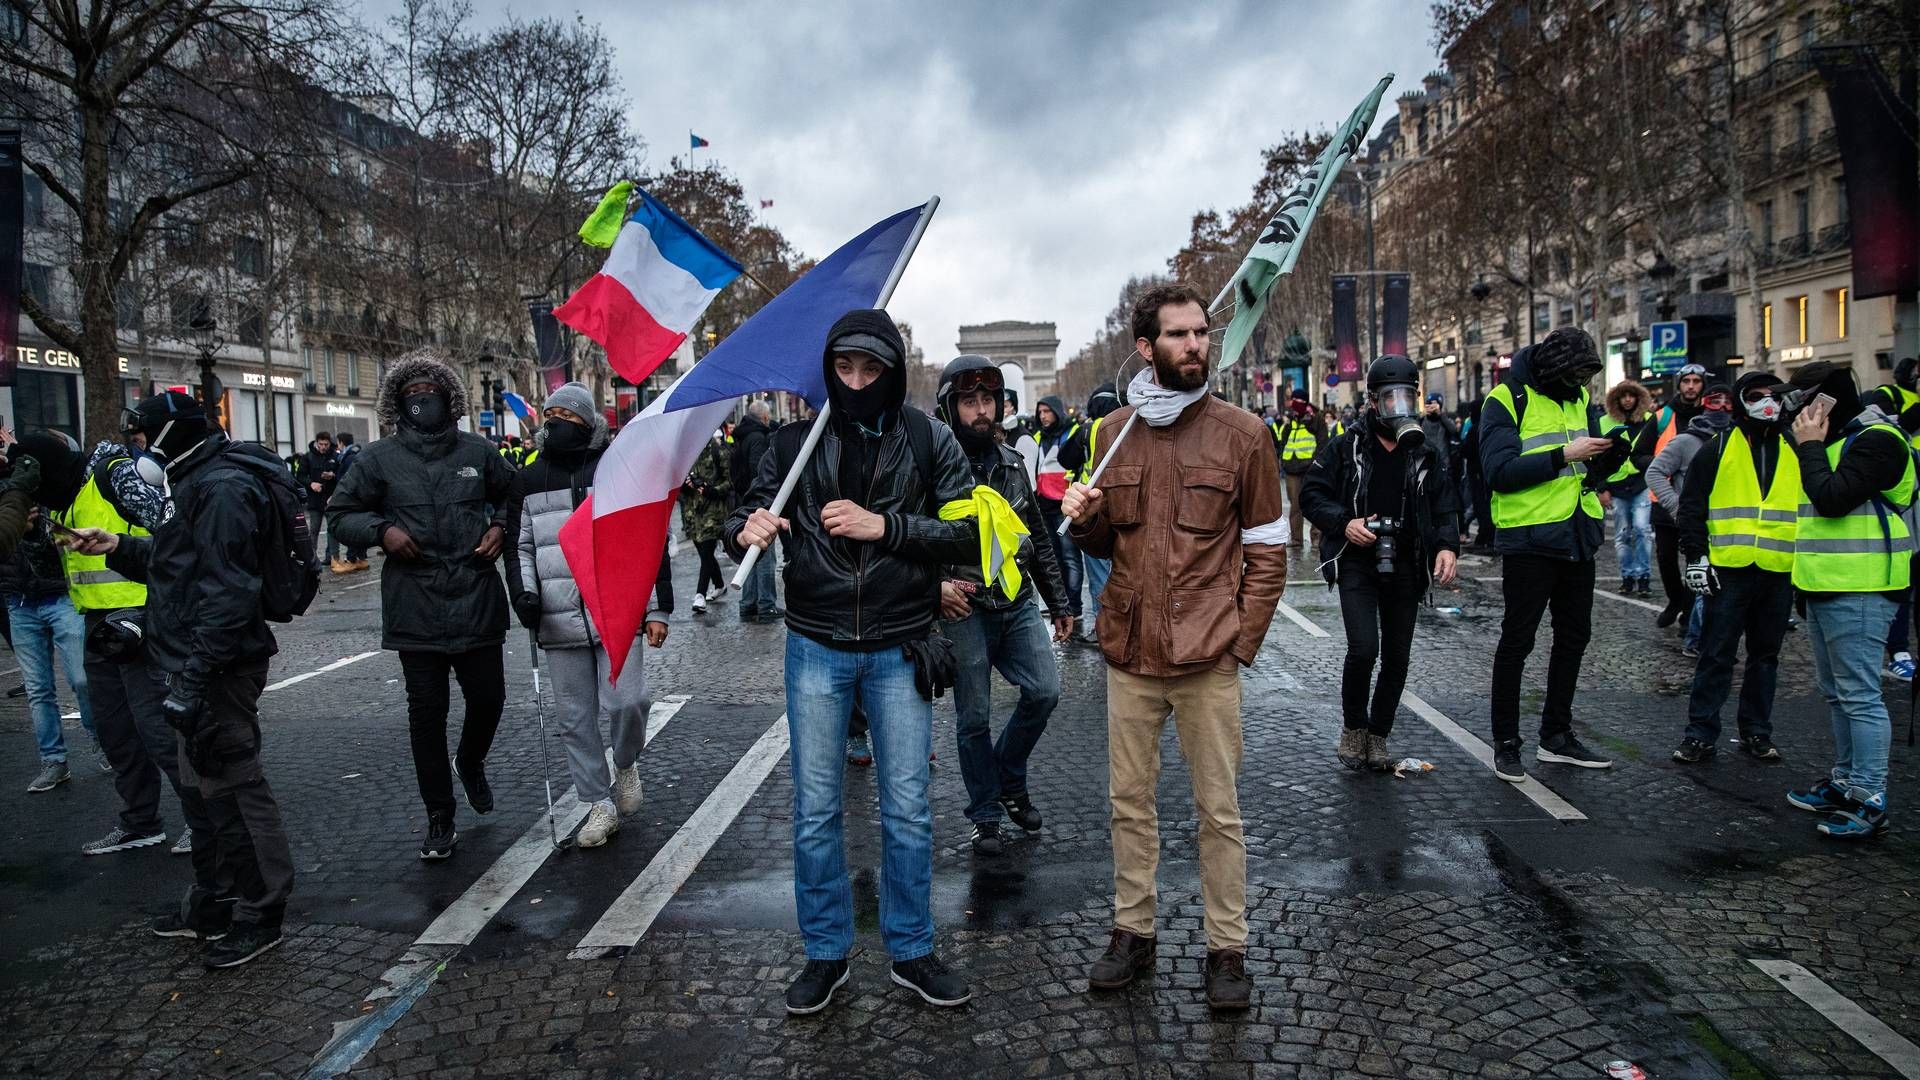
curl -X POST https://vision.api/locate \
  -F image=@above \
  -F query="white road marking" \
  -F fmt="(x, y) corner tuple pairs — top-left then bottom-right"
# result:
(264, 651), (383, 693)
(571, 713), (791, 958)
(1399, 692), (1588, 822)
(1468, 573), (1673, 615)
(342, 579), (380, 591)
(1274, 599), (1330, 638)
(1750, 959), (1920, 1078)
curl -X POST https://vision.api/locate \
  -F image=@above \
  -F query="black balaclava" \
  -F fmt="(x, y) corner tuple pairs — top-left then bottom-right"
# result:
(403, 388), (452, 434)
(13, 431), (86, 512)
(822, 311), (906, 432)
(1733, 371), (1785, 439)
(1528, 327), (1602, 402)
(542, 417), (591, 456)
(1788, 360), (1864, 434)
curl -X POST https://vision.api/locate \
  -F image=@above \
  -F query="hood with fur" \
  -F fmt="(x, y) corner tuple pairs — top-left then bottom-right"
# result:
(1605, 380), (1652, 423)
(377, 349), (470, 430)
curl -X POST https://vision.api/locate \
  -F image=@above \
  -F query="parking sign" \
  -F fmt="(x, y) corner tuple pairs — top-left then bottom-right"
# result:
(1648, 321), (1688, 374)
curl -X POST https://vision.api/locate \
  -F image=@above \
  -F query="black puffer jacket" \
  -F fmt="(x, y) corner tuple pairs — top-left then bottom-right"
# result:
(105, 434), (278, 692)
(296, 442), (340, 512)
(949, 440), (1067, 614)
(723, 309), (978, 649)
(1300, 420), (1460, 593)
(328, 352), (516, 653)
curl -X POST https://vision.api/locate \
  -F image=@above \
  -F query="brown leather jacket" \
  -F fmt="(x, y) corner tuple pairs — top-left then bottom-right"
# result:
(1071, 396), (1289, 676)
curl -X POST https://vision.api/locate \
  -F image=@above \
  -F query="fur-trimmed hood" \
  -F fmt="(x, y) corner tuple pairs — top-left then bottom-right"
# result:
(1605, 379), (1652, 423)
(377, 349), (470, 429)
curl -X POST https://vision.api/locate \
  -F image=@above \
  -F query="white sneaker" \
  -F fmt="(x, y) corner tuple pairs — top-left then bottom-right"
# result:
(691, 594), (708, 614)
(612, 765), (643, 816)
(705, 586), (728, 602)
(576, 800), (620, 848)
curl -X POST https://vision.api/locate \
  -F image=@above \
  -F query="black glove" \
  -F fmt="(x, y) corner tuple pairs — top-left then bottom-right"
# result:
(512, 591), (542, 630)
(901, 634), (958, 702)
(1, 455), (39, 496)
(161, 691), (204, 736)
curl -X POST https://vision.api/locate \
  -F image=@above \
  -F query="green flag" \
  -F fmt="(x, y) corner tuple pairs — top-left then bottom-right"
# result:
(1217, 75), (1394, 371)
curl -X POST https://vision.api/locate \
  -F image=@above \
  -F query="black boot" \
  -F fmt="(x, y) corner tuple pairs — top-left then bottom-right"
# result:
(1087, 928), (1156, 990)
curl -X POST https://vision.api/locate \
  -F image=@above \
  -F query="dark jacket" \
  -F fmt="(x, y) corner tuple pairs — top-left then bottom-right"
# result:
(1476, 345), (1606, 561)
(728, 413), (775, 498)
(1300, 422), (1460, 594)
(0, 489), (31, 562)
(329, 354), (517, 653)
(0, 518), (70, 601)
(948, 440), (1068, 614)
(723, 309), (978, 650)
(105, 434), (278, 692)
(1418, 410), (1460, 475)
(296, 443), (340, 512)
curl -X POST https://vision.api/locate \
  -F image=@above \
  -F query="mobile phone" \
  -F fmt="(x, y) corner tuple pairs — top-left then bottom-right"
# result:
(45, 519), (82, 538)
(1811, 392), (1836, 415)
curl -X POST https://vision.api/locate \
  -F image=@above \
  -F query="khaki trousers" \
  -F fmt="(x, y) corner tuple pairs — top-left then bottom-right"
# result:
(1106, 664), (1246, 950)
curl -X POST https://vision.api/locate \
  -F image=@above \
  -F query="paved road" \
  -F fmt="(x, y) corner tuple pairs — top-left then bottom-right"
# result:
(1, 541), (1916, 1078)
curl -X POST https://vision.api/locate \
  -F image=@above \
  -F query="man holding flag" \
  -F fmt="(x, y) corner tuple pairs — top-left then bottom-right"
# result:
(725, 310), (980, 1015)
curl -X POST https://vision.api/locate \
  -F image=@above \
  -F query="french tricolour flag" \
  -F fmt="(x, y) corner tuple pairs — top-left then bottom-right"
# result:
(554, 190), (743, 385)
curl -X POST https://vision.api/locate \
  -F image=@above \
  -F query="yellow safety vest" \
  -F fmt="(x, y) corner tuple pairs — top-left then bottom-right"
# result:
(58, 469), (149, 612)
(1077, 417), (1105, 483)
(1792, 423), (1915, 592)
(1705, 427), (1800, 573)
(1279, 420), (1317, 463)
(1884, 385), (1920, 450)
(1485, 383), (1604, 529)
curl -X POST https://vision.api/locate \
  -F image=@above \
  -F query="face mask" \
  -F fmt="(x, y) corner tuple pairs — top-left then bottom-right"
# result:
(1743, 396), (1781, 423)
(404, 391), (451, 433)
(134, 451), (168, 490)
(543, 418), (590, 453)
(837, 377), (890, 426)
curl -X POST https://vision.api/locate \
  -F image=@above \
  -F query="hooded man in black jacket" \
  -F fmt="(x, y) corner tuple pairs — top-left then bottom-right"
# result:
(66, 391), (294, 969)
(728, 400), (781, 622)
(934, 355), (1071, 857)
(725, 308), (979, 1016)
(329, 351), (517, 860)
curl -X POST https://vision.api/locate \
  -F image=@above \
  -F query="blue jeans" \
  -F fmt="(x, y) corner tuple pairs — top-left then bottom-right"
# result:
(8, 596), (97, 763)
(1084, 555), (1113, 621)
(1685, 596), (1705, 652)
(947, 604), (1060, 823)
(1805, 593), (1897, 806)
(785, 632), (934, 961)
(741, 549), (778, 616)
(1612, 489), (1651, 580)
(1038, 503), (1082, 616)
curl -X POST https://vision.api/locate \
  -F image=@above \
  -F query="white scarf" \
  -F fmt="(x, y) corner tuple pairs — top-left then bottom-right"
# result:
(1127, 368), (1208, 427)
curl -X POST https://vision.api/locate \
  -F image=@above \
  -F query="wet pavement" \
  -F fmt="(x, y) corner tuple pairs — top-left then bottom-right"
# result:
(1, 539), (1916, 1078)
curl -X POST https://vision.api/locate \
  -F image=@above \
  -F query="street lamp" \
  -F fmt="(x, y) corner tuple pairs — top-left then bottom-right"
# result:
(478, 370), (495, 435)
(1622, 325), (1643, 381)
(1648, 251), (1678, 322)
(189, 312), (223, 428)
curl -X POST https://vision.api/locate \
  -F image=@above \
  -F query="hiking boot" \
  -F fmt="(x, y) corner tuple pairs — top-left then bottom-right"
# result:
(1365, 734), (1392, 771)
(419, 813), (457, 860)
(891, 953), (971, 1007)
(203, 922), (283, 969)
(1671, 737), (1715, 765)
(1336, 727), (1369, 771)
(970, 821), (1004, 856)
(1740, 735), (1782, 760)
(577, 800), (620, 848)
(329, 558), (352, 574)
(845, 733), (873, 767)
(171, 829), (193, 856)
(351, 559), (371, 572)
(1493, 740), (1526, 783)
(81, 826), (166, 856)
(1817, 791), (1889, 840)
(998, 792), (1042, 832)
(1087, 928), (1156, 990)
(26, 761), (70, 793)
(1537, 731), (1612, 769)
(612, 765), (643, 816)
(150, 911), (228, 941)
(1205, 948), (1252, 1011)
(785, 958), (850, 1015)
(453, 760), (492, 815)
(1787, 777), (1851, 813)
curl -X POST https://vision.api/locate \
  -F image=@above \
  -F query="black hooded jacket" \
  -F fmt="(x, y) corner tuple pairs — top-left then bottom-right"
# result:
(723, 309), (978, 649)
(1677, 372), (1790, 564)
(1300, 417), (1460, 592)
(1474, 343), (1606, 561)
(1058, 383), (1120, 480)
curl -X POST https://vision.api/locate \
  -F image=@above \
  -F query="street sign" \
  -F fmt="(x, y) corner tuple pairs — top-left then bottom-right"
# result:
(1649, 321), (1688, 373)
(1324, 372), (1341, 388)
(478, 409), (496, 429)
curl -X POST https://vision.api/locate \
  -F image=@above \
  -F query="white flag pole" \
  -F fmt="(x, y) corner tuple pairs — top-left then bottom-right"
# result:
(730, 196), (942, 589)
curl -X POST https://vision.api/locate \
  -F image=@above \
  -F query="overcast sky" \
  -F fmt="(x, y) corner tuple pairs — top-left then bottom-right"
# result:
(433, 1), (1442, 371)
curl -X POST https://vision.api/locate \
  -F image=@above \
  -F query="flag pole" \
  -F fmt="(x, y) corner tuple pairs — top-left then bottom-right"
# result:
(730, 195), (942, 589)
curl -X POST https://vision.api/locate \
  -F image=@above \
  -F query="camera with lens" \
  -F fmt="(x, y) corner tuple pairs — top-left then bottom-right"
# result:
(1364, 515), (1401, 575)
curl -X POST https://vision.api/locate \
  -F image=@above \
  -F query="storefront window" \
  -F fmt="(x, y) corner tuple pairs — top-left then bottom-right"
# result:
(346, 351), (360, 393)
(10, 368), (80, 441)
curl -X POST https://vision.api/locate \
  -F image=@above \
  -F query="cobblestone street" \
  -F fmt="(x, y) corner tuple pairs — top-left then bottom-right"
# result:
(2, 543), (1916, 1079)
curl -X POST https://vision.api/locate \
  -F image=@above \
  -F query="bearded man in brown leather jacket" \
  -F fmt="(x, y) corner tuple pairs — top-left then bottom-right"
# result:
(1063, 282), (1289, 1011)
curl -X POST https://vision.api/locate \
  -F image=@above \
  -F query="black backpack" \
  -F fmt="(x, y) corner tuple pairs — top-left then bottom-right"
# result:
(223, 443), (320, 622)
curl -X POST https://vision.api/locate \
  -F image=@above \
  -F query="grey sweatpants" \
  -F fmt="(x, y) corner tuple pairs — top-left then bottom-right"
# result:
(545, 638), (651, 805)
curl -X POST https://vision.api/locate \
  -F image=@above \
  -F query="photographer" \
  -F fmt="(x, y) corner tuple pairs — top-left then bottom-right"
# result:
(1302, 357), (1460, 771)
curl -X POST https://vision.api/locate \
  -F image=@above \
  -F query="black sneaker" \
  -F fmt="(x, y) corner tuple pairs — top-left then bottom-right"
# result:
(420, 814), (457, 860)
(1741, 734), (1783, 760)
(150, 912), (228, 941)
(1671, 737), (1715, 764)
(1493, 740), (1526, 783)
(970, 821), (1005, 856)
(453, 761), (493, 815)
(203, 922), (283, 969)
(784, 958), (850, 1015)
(1618, 577), (1635, 595)
(998, 793), (1042, 832)
(891, 953), (971, 1007)
(1656, 603), (1684, 629)
(1537, 731), (1613, 769)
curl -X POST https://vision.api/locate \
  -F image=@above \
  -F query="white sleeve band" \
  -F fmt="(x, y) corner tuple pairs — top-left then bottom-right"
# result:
(1241, 516), (1291, 547)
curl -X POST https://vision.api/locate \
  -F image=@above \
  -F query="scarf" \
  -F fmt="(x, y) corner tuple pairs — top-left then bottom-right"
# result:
(939, 485), (1029, 600)
(1127, 368), (1208, 428)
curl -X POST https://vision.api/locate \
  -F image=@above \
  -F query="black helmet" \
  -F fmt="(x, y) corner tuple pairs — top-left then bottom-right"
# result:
(935, 355), (1005, 426)
(85, 608), (147, 664)
(1366, 355), (1420, 393)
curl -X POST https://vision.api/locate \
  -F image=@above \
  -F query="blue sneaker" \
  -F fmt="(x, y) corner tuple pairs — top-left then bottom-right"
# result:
(1817, 792), (1889, 840)
(1886, 652), (1915, 682)
(1787, 778), (1850, 813)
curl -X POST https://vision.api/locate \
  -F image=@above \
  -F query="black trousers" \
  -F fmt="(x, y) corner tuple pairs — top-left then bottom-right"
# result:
(399, 645), (506, 817)
(693, 538), (725, 596)
(1336, 560), (1421, 735)
(1491, 554), (1594, 745)
(178, 658), (293, 929)
(1652, 509), (1685, 609)
(85, 632), (197, 836)
(1684, 566), (1792, 743)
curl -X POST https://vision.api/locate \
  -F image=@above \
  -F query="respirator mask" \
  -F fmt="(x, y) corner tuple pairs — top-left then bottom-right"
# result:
(1371, 385), (1427, 450)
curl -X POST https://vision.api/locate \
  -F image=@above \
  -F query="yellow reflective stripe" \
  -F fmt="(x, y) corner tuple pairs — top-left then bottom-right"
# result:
(69, 570), (133, 584)
(1707, 534), (1797, 552)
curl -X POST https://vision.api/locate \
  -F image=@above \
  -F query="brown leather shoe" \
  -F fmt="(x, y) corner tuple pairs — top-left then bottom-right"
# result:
(1086, 928), (1155, 990)
(1205, 948), (1251, 1010)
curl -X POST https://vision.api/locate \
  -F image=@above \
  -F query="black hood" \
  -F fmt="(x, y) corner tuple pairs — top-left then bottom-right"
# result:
(1085, 383), (1121, 421)
(821, 308), (907, 426)
(14, 431), (86, 512)
(1037, 395), (1067, 435)
(1789, 360), (1864, 433)
(1733, 370), (1785, 438)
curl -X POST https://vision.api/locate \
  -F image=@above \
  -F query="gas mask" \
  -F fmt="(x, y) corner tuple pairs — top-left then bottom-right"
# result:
(1370, 385), (1427, 449)
(1742, 393), (1782, 423)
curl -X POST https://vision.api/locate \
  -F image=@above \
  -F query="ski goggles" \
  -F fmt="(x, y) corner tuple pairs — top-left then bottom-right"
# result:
(947, 367), (1004, 396)
(1701, 390), (1733, 412)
